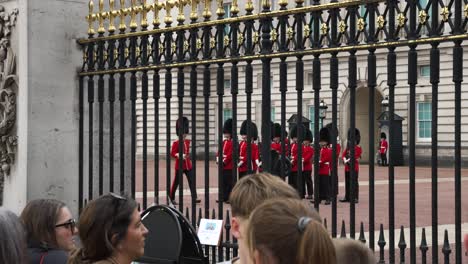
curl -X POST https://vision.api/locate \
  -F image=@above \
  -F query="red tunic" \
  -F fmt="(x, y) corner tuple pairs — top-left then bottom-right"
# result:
(319, 147), (332, 175)
(302, 145), (314, 171)
(252, 143), (261, 172)
(271, 142), (281, 154)
(379, 139), (388, 154)
(217, 139), (233, 170)
(291, 142), (298, 172)
(238, 141), (248, 172)
(342, 145), (363, 172)
(171, 139), (192, 171)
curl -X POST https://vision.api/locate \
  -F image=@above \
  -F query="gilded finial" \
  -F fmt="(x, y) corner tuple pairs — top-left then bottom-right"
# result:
(357, 18), (365, 31)
(153, 0), (163, 27)
(216, 0), (225, 17)
(271, 29), (277, 41)
(231, 0), (239, 15)
(97, 0), (106, 34)
(304, 24), (310, 38)
(130, 0), (138, 29)
(338, 20), (347, 33)
(397, 13), (406, 27)
(261, 0), (270, 10)
(87, 0), (96, 35)
(320, 23), (328, 35)
(177, 0), (186, 23)
(202, 0), (211, 19)
(245, 0), (254, 13)
(109, 0), (118, 32)
(190, 0), (199, 21)
(141, 0), (149, 28)
(165, 0), (176, 24)
(278, 0), (287, 8)
(119, 0), (127, 31)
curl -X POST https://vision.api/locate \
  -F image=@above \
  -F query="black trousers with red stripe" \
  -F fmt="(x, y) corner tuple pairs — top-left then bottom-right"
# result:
(170, 169), (198, 201)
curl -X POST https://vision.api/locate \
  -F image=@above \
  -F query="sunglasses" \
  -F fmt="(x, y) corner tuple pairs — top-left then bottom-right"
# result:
(55, 219), (76, 232)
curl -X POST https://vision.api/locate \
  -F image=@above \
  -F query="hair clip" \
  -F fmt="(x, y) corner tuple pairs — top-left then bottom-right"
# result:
(297, 216), (312, 233)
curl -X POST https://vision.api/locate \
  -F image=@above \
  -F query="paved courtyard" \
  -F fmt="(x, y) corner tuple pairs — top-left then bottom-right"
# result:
(135, 160), (468, 263)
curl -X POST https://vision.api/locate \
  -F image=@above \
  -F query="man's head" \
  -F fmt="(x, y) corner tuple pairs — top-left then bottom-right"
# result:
(229, 173), (300, 263)
(333, 238), (375, 264)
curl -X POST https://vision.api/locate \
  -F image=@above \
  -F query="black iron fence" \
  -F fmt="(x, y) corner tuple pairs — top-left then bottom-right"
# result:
(78, 0), (467, 263)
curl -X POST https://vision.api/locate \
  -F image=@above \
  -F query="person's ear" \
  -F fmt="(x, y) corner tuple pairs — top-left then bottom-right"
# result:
(111, 234), (122, 250)
(231, 217), (241, 239)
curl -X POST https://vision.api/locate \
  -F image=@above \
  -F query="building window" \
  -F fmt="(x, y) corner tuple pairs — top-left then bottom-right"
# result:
(223, 3), (231, 36)
(308, 106), (322, 135)
(224, 79), (231, 90)
(417, 102), (431, 140)
(420, 65), (430, 77)
(223, 108), (232, 123)
(271, 107), (276, 122)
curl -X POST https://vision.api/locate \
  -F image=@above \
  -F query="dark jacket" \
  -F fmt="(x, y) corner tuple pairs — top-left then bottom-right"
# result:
(27, 241), (68, 264)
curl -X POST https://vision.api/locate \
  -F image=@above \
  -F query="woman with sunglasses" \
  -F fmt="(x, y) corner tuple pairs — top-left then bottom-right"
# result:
(21, 199), (77, 264)
(68, 193), (148, 264)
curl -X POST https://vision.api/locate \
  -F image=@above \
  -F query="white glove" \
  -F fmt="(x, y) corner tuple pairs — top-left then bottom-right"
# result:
(237, 161), (243, 167)
(255, 160), (261, 167)
(216, 156), (219, 164)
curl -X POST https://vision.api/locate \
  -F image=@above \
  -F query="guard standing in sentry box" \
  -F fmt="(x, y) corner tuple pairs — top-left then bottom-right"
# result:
(340, 128), (363, 203)
(318, 127), (332, 205)
(379, 132), (388, 166)
(216, 118), (234, 203)
(169, 117), (201, 205)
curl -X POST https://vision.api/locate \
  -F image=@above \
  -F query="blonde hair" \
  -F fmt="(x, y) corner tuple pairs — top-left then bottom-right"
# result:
(229, 173), (300, 218)
(333, 238), (375, 264)
(246, 198), (335, 264)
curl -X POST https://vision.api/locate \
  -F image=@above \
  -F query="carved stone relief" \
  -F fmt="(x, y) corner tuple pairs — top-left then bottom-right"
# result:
(0, 5), (18, 206)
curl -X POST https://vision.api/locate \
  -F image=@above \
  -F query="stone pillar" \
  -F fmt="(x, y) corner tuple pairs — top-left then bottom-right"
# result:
(2, 0), (89, 215)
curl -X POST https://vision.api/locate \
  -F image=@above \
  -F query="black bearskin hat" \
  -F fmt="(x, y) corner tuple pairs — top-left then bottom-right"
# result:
(176, 116), (189, 136)
(290, 124), (305, 139)
(347, 128), (361, 145)
(290, 124), (297, 139)
(304, 128), (313, 142)
(319, 127), (330, 144)
(240, 120), (249, 136)
(252, 122), (259, 140)
(325, 123), (339, 139)
(223, 118), (233, 134)
(273, 123), (282, 138)
(381, 132), (387, 139)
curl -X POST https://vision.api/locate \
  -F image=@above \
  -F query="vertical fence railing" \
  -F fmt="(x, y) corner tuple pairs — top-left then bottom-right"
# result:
(347, 3), (357, 239)
(78, 1), (468, 263)
(366, 1), (376, 254)
(408, 1), (418, 262)
(387, 0), (397, 257)
(329, 0), (339, 238)
(430, 0), (440, 261)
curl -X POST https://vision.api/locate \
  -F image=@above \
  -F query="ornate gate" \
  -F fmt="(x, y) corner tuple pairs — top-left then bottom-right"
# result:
(78, 0), (467, 263)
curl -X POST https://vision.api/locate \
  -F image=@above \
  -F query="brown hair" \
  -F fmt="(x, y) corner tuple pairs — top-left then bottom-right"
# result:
(333, 238), (375, 264)
(20, 199), (66, 248)
(229, 172), (300, 218)
(246, 198), (335, 264)
(71, 193), (137, 262)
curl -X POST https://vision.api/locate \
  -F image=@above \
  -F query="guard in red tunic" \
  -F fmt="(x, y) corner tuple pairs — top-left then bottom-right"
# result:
(251, 122), (261, 173)
(302, 128), (314, 200)
(216, 118), (234, 203)
(289, 124), (305, 192)
(271, 123), (282, 154)
(170, 117), (200, 204)
(379, 132), (388, 166)
(238, 120), (255, 179)
(318, 127), (332, 205)
(340, 128), (363, 203)
(325, 123), (341, 200)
